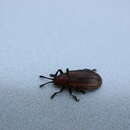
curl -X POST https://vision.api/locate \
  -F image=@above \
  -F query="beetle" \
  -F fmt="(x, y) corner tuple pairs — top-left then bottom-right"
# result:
(39, 68), (102, 102)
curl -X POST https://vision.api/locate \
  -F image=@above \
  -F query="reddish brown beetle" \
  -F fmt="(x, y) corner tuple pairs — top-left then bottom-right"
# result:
(39, 68), (102, 102)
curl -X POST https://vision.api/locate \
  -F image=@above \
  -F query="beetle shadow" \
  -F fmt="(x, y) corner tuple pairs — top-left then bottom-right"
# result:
(73, 87), (101, 96)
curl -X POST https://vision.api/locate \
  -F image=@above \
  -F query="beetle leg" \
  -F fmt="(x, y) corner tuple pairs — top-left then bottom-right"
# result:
(50, 86), (65, 99)
(66, 68), (69, 73)
(83, 68), (89, 71)
(92, 69), (97, 72)
(66, 68), (70, 77)
(77, 90), (86, 94)
(55, 69), (63, 75)
(49, 69), (63, 77)
(69, 88), (79, 102)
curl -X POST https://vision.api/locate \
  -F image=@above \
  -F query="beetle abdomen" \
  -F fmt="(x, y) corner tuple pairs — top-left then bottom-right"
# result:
(68, 79), (102, 90)
(67, 70), (102, 90)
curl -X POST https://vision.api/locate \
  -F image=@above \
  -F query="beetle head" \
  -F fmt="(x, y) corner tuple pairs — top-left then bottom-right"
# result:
(53, 75), (69, 85)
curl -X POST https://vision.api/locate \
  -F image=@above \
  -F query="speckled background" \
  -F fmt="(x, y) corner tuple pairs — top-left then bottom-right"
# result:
(0, 0), (130, 130)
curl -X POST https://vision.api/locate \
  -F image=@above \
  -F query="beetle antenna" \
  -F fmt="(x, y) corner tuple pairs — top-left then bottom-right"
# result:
(40, 81), (53, 88)
(39, 75), (53, 80)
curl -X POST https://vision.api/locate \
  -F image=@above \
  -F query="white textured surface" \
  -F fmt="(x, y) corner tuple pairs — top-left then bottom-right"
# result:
(0, 0), (130, 130)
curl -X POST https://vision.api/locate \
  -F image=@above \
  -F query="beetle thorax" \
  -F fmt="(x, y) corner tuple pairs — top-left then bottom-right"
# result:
(54, 75), (69, 86)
